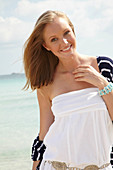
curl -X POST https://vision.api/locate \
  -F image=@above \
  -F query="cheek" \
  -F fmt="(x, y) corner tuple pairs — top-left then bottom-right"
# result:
(44, 42), (56, 52)
(50, 44), (59, 52)
(68, 33), (76, 44)
(71, 36), (76, 46)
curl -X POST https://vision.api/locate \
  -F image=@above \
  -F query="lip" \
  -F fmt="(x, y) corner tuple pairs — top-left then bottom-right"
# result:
(61, 44), (72, 52)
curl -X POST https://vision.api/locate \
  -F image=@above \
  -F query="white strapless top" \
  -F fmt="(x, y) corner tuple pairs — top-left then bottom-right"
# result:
(43, 88), (113, 169)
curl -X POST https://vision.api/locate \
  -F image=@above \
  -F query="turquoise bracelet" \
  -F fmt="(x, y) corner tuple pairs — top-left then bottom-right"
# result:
(99, 82), (113, 96)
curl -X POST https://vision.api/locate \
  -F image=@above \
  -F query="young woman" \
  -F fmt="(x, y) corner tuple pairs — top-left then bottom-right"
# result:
(23, 10), (113, 170)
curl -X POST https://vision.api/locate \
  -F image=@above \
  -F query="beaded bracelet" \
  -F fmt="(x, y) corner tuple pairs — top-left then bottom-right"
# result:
(99, 82), (113, 96)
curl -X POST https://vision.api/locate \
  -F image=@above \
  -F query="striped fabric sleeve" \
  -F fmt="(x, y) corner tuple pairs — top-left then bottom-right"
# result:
(97, 56), (113, 83)
(31, 135), (46, 170)
(111, 147), (113, 168)
(97, 56), (113, 168)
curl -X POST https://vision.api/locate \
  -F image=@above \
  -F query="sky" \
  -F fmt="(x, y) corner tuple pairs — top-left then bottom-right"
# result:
(0, 0), (113, 75)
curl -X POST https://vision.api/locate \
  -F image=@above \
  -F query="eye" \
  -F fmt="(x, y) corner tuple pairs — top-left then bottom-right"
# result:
(64, 30), (70, 35)
(51, 38), (58, 42)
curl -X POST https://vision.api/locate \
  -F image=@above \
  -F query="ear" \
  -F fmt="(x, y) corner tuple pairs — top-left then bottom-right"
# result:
(42, 43), (50, 51)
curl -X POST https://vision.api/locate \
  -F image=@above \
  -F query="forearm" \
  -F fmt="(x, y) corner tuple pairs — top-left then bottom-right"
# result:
(101, 92), (113, 121)
(32, 161), (40, 170)
(98, 79), (113, 121)
(39, 115), (54, 141)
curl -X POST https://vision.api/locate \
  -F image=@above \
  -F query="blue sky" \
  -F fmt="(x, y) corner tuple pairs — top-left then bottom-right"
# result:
(0, 0), (113, 75)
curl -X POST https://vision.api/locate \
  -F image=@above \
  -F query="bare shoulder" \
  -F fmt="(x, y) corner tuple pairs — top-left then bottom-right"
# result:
(81, 55), (99, 71)
(82, 55), (97, 64)
(90, 55), (97, 62)
(87, 55), (99, 71)
(37, 84), (52, 105)
(83, 55), (96, 62)
(80, 54), (96, 62)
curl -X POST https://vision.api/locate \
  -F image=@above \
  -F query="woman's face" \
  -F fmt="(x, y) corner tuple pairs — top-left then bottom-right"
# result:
(43, 17), (76, 59)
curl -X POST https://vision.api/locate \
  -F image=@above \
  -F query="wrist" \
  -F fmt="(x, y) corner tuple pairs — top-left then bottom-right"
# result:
(39, 132), (45, 141)
(99, 82), (113, 96)
(97, 78), (109, 90)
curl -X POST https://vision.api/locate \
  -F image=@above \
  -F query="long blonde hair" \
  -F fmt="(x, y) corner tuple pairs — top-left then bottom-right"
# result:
(23, 10), (75, 90)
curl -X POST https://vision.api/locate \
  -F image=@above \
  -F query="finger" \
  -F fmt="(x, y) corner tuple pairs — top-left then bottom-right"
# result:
(73, 72), (89, 81)
(73, 66), (90, 74)
(75, 76), (88, 82)
(74, 72), (86, 78)
(77, 65), (90, 68)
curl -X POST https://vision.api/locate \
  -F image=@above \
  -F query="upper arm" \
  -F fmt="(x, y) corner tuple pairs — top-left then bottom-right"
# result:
(37, 88), (54, 140)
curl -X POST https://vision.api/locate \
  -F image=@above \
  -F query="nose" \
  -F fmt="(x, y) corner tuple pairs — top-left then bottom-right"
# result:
(62, 38), (68, 44)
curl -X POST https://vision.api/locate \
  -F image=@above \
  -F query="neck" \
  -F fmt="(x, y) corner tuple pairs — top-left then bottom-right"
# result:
(58, 52), (82, 73)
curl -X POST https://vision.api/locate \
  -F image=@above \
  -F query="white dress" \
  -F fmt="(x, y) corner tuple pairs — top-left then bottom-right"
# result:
(40, 88), (113, 169)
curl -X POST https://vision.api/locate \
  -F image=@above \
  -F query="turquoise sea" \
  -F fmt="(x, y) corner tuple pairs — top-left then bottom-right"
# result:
(0, 73), (40, 170)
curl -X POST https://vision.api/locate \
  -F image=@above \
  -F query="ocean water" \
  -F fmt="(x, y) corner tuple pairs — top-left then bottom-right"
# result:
(0, 73), (40, 170)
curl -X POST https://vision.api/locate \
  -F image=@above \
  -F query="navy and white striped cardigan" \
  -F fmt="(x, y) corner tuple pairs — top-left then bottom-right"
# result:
(32, 56), (113, 169)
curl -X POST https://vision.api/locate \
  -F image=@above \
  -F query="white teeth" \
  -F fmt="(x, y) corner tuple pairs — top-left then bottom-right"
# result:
(62, 45), (71, 52)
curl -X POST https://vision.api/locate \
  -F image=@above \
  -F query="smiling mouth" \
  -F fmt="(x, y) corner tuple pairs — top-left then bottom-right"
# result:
(61, 44), (72, 52)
